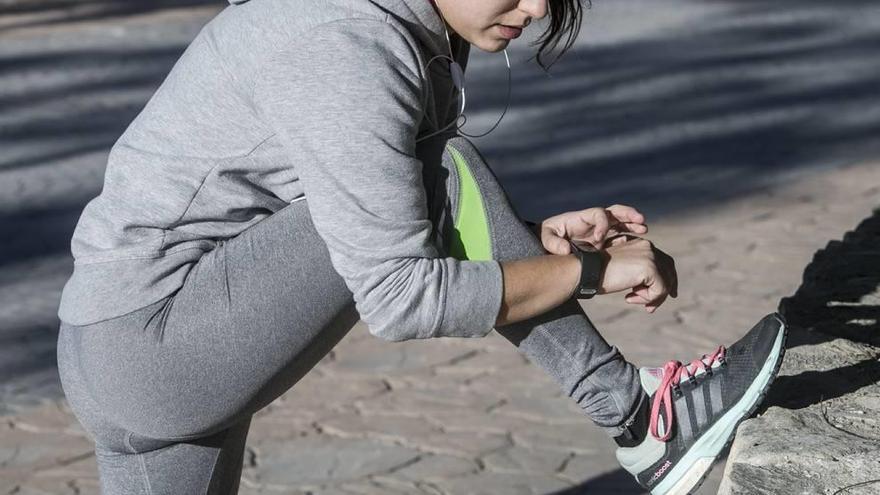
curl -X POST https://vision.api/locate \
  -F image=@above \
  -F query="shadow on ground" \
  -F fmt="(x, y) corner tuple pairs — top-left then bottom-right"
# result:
(554, 467), (645, 494)
(469, 0), (880, 220)
(0, 322), (64, 415)
(0, 0), (220, 33)
(757, 208), (880, 413)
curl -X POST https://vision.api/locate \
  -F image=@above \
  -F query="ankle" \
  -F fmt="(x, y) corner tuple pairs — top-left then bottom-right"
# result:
(612, 391), (650, 448)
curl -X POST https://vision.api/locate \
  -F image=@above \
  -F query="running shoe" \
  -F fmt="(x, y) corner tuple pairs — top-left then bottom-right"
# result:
(615, 312), (787, 494)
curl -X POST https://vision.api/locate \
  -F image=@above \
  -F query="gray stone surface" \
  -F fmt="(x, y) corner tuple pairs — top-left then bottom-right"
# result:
(252, 436), (423, 486)
(720, 212), (880, 495)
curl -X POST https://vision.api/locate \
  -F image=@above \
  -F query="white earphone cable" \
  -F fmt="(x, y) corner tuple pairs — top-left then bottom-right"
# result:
(415, 10), (512, 143)
(455, 48), (511, 139)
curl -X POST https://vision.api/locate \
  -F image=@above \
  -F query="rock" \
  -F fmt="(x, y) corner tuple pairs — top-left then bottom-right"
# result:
(720, 210), (880, 494)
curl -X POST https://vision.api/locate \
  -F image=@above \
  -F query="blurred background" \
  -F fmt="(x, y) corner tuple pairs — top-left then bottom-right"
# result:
(1, 0), (878, 494)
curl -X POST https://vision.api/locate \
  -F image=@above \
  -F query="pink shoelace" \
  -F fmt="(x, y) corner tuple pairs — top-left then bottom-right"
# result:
(649, 345), (727, 442)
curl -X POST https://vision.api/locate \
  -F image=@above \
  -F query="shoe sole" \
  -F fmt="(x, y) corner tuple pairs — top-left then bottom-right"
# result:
(651, 314), (788, 495)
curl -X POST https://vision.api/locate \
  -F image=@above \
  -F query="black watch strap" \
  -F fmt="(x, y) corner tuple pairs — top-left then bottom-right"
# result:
(569, 240), (604, 299)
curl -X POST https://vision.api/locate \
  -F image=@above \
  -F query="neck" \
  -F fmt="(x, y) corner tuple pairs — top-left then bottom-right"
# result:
(427, 0), (457, 40)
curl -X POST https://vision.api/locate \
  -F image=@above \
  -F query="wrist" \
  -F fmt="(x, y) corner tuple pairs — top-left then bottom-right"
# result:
(565, 252), (582, 300)
(596, 249), (610, 295)
(568, 240), (605, 299)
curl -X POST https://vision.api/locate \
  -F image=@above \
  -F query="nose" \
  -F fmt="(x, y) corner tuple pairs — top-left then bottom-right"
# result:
(518, 0), (548, 20)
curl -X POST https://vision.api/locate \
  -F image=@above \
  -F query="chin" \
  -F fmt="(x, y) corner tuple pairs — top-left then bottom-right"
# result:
(474, 37), (510, 53)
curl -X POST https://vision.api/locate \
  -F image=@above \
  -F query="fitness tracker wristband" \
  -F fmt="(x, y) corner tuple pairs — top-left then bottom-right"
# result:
(568, 239), (605, 299)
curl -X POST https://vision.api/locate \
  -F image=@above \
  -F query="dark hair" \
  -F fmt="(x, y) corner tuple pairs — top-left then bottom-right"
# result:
(529, 0), (589, 72)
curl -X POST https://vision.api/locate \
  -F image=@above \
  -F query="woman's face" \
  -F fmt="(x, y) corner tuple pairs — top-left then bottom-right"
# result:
(434, 0), (548, 52)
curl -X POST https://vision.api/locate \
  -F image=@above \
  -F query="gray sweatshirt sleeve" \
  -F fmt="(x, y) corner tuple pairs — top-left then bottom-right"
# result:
(252, 18), (504, 342)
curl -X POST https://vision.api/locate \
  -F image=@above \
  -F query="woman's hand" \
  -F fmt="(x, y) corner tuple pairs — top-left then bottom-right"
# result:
(538, 205), (648, 254)
(600, 235), (678, 313)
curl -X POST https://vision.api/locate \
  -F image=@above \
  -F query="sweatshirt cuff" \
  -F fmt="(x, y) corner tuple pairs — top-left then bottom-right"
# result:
(434, 259), (505, 339)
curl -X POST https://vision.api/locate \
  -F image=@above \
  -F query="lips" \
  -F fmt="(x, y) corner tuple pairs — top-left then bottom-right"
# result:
(498, 24), (523, 39)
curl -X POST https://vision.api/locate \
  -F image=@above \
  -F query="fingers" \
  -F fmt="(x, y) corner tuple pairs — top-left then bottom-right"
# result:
(624, 286), (651, 304)
(606, 234), (634, 248)
(574, 208), (609, 248)
(611, 224), (648, 236)
(623, 285), (667, 313)
(606, 204), (648, 234)
(603, 230), (675, 314)
(643, 272), (669, 313)
(540, 225), (573, 255)
(623, 266), (671, 313)
(559, 205), (647, 251)
(606, 204), (645, 223)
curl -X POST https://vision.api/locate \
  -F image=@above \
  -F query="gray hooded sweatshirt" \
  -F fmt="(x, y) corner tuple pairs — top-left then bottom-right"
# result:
(57, 0), (505, 341)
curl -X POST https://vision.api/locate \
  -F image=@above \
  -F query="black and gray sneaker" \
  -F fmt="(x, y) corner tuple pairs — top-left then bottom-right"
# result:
(615, 312), (787, 494)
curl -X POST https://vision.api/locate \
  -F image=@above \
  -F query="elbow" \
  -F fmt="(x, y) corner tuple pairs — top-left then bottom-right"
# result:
(360, 304), (435, 343)
(351, 257), (502, 341)
(354, 259), (445, 342)
(366, 323), (413, 342)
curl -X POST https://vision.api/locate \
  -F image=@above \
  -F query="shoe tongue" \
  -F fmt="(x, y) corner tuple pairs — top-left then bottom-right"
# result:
(640, 358), (719, 396)
(639, 367), (664, 395)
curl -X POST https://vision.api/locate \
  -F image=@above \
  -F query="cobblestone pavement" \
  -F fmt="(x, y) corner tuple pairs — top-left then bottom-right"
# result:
(1, 0), (879, 494)
(2, 162), (878, 494)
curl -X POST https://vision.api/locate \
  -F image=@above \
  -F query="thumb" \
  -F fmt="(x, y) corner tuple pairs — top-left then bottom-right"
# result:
(542, 231), (572, 255)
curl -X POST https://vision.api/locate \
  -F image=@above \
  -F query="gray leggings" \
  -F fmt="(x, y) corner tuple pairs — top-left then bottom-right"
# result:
(56, 136), (640, 494)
